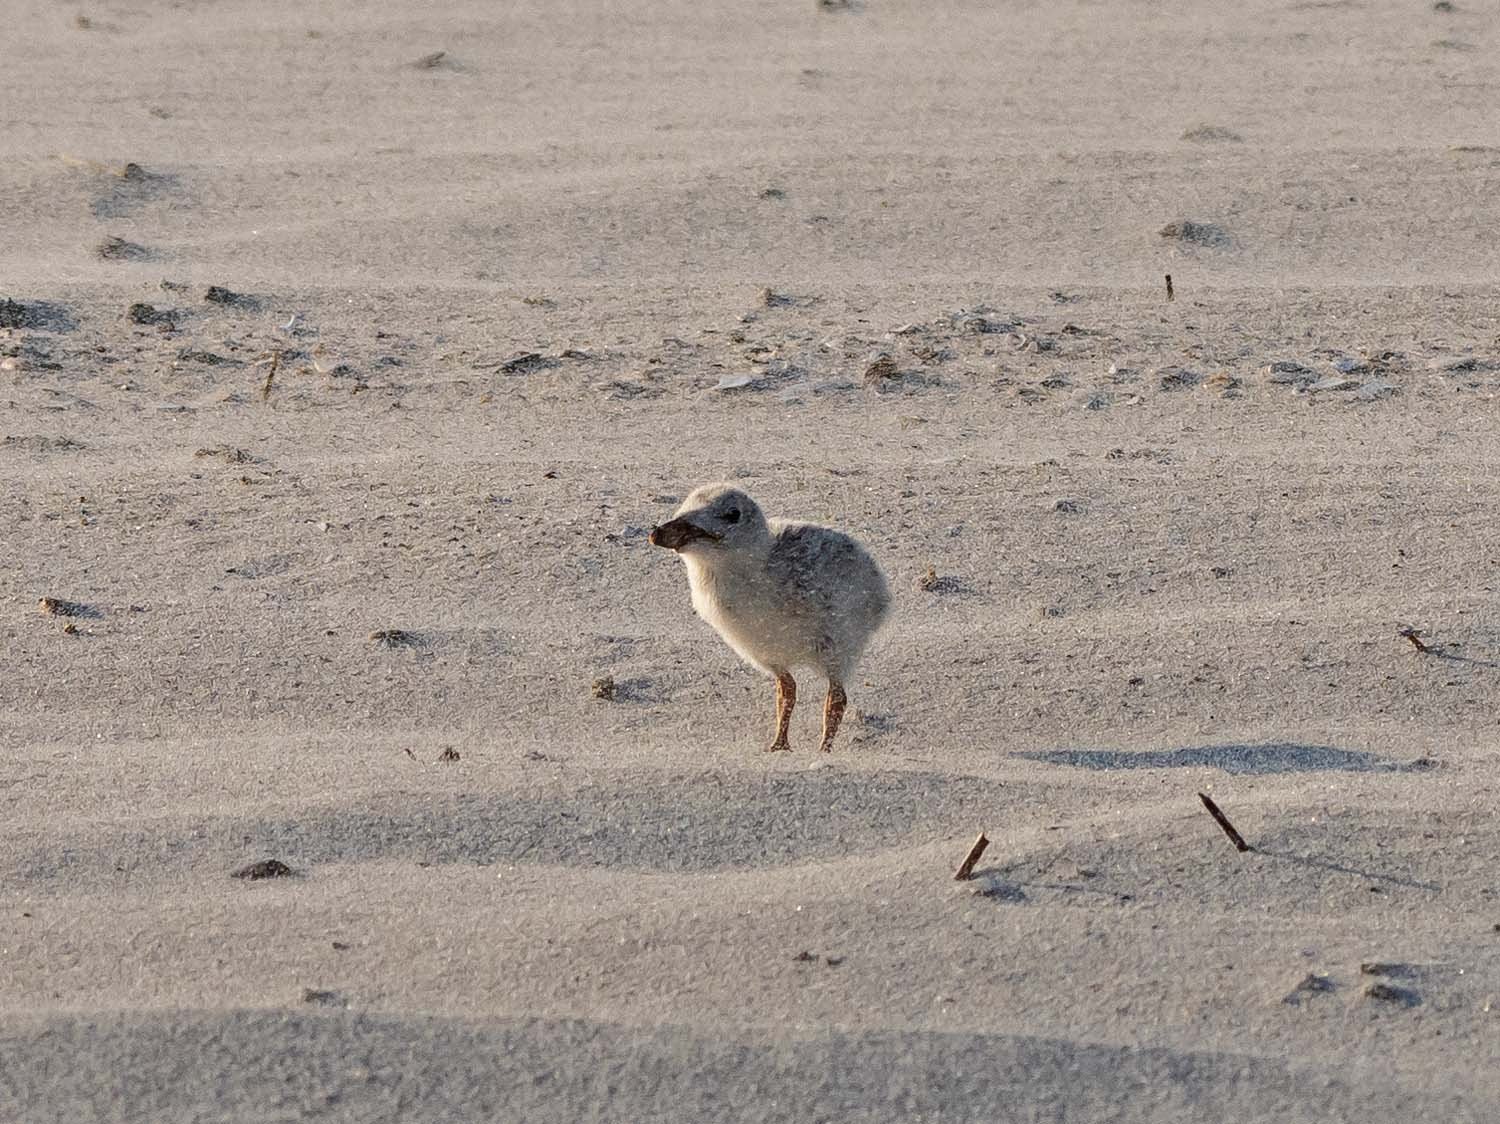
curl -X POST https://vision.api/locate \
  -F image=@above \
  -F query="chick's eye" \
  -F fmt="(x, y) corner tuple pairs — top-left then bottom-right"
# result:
(722, 508), (741, 524)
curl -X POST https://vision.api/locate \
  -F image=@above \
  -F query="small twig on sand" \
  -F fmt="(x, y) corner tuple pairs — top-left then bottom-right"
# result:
(1164, 274), (1174, 302)
(953, 832), (990, 880)
(260, 350), (281, 401)
(1198, 793), (1251, 853)
(1397, 627), (1431, 653)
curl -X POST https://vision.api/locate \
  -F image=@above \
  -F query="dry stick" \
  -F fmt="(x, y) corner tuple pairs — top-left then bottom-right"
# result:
(1164, 274), (1175, 302)
(953, 832), (990, 880)
(1398, 627), (1431, 653)
(1197, 793), (1251, 853)
(260, 350), (281, 401)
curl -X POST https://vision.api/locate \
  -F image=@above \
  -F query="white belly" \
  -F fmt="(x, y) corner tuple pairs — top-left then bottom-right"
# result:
(685, 560), (819, 675)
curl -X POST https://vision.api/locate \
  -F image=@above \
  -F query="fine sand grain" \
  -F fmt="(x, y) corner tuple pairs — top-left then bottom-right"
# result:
(3, 0), (1499, 1121)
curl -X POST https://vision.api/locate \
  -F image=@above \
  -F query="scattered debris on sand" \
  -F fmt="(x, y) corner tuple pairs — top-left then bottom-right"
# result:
(176, 348), (243, 367)
(194, 445), (260, 464)
(1428, 355), (1497, 375)
(1159, 220), (1230, 248)
(497, 352), (552, 375)
(712, 372), (764, 392)
(1158, 367), (1203, 391)
(862, 352), (900, 386)
(949, 306), (1014, 334)
(1, 297), (76, 331)
(126, 302), (178, 327)
(38, 597), (98, 618)
(1353, 379), (1396, 400)
(1282, 972), (1337, 1005)
(1306, 376), (1360, 394)
(1263, 361), (1318, 387)
(969, 873), (1028, 901)
(1363, 982), (1421, 1007)
(1182, 124), (1243, 143)
(915, 566), (962, 594)
(90, 161), (177, 218)
(232, 859), (295, 880)
(3, 435), (85, 453)
(204, 285), (258, 308)
(370, 628), (422, 648)
(96, 236), (151, 261)
(1360, 961), (1417, 978)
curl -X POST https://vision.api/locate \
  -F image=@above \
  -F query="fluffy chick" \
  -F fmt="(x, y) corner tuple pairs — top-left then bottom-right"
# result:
(649, 484), (890, 752)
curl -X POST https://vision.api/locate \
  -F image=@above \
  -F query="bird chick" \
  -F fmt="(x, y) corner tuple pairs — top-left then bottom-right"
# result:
(649, 484), (890, 752)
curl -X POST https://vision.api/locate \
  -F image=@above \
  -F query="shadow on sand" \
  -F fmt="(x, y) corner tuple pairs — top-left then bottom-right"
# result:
(1251, 848), (1441, 892)
(0, 297), (77, 332)
(1427, 646), (1500, 670)
(1017, 742), (1435, 776)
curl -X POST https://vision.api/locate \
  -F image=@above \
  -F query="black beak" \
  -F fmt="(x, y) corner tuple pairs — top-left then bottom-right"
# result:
(648, 517), (721, 551)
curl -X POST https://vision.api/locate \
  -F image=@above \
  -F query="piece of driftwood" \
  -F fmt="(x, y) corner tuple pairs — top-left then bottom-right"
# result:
(1397, 627), (1431, 653)
(1197, 793), (1250, 853)
(953, 832), (990, 880)
(260, 350), (281, 401)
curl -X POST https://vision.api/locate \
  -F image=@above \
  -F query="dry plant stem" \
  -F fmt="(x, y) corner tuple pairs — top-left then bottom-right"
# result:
(260, 350), (281, 401)
(954, 832), (990, 881)
(768, 671), (795, 752)
(818, 681), (847, 752)
(1398, 628), (1431, 653)
(1165, 274), (1174, 301)
(1198, 792), (1251, 853)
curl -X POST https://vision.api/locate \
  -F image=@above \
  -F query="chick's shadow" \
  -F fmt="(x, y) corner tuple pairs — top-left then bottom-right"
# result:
(1016, 742), (1434, 776)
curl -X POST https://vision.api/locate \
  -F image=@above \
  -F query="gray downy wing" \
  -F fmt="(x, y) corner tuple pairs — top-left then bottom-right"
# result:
(766, 522), (885, 621)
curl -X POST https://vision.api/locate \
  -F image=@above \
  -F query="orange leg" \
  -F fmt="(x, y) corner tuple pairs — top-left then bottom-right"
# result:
(818, 681), (847, 753)
(767, 672), (796, 752)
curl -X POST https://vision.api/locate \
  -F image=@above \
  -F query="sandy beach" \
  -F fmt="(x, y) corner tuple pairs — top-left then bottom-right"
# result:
(3, 0), (1500, 1120)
